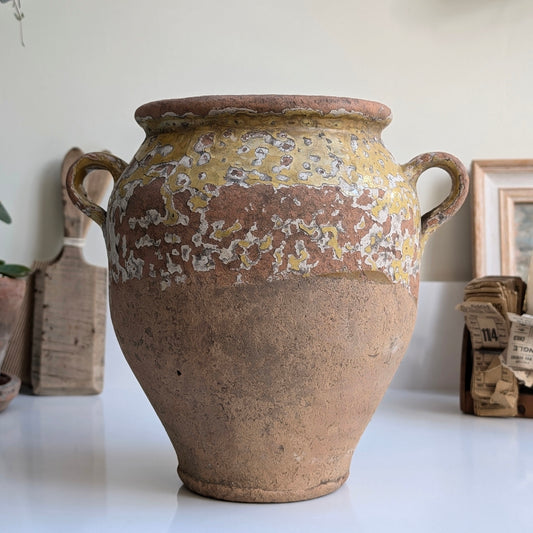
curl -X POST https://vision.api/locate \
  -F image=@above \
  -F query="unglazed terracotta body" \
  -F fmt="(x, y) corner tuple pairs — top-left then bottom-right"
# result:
(0, 277), (26, 369)
(67, 95), (468, 502)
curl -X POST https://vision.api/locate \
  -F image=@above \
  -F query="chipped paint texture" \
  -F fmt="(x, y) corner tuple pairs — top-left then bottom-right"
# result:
(105, 111), (422, 295)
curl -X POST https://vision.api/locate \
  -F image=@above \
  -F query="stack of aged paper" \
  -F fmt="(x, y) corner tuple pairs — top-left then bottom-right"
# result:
(458, 276), (526, 416)
(502, 313), (533, 388)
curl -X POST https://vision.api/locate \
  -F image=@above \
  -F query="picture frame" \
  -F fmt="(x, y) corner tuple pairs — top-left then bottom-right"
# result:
(472, 159), (533, 279)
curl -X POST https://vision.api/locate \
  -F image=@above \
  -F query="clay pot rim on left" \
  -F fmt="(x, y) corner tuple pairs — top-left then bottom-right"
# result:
(0, 372), (21, 412)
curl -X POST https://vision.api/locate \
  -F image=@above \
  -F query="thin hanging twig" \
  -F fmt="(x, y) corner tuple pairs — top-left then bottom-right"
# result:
(1, 0), (25, 46)
(12, 0), (24, 47)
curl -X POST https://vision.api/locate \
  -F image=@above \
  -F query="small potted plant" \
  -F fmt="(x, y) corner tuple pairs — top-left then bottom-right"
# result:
(0, 200), (29, 411)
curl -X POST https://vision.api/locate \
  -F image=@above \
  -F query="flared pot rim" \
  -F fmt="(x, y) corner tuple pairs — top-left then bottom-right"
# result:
(135, 95), (392, 125)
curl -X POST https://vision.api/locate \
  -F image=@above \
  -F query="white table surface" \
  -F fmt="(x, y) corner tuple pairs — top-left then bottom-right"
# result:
(2, 353), (532, 533)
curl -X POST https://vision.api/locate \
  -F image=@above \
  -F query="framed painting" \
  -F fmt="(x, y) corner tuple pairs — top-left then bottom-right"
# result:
(472, 159), (533, 279)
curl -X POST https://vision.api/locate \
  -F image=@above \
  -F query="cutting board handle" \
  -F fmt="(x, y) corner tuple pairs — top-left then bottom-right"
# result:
(67, 152), (128, 228)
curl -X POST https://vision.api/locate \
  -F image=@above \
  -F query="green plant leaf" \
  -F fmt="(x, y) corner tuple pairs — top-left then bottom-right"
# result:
(0, 264), (30, 278)
(0, 201), (12, 224)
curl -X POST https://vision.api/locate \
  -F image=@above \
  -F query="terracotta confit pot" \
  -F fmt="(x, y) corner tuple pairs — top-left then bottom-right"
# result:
(67, 95), (468, 502)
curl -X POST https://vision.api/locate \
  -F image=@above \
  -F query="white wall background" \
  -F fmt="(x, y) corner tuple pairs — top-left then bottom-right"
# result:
(1, 0), (533, 389)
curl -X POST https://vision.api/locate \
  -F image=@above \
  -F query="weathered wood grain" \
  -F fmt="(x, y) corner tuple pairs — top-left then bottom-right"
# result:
(29, 147), (112, 395)
(32, 247), (107, 394)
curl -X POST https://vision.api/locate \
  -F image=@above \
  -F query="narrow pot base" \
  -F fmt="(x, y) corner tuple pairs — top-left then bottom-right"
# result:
(178, 467), (349, 503)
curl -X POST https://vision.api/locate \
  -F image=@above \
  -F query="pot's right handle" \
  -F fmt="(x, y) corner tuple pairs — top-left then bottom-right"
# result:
(402, 152), (469, 250)
(66, 152), (128, 228)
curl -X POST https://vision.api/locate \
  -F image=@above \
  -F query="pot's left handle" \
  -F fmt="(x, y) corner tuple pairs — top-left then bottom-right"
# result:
(66, 152), (128, 228)
(402, 152), (469, 250)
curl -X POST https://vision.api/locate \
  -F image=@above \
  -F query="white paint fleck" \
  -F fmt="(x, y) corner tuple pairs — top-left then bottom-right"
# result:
(135, 235), (160, 248)
(197, 152), (211, 166)
(125, 251), (144, 279)
(225, 167), (249, 185)
(193, 133), (214, 153)
(252, 146), (268, 166)
(218, 245), (237, 264)
(192, 233), (202, 246)
(192, 252), (215, 271)
(166, 253), (183, 274)
(181, 245), (191, 262)
(178, 155), (193, 168)
(164, 233), (181, 244)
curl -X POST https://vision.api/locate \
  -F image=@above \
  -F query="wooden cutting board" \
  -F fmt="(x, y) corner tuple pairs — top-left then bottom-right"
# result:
(30, 147), (112, 395)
